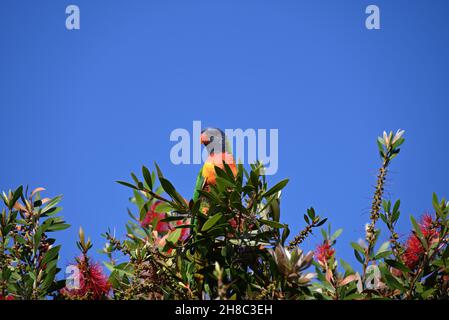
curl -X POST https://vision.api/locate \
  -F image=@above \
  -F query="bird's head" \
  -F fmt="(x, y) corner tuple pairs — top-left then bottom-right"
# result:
(201, 127), (226, 155)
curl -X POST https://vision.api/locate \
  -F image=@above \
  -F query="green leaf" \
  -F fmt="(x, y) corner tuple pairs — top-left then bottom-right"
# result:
(153, 202), (172, 213)
(303, 214), (310, 224)
(343, 293), (364, 300)
(432, 193), (444, 218)
(201, 213), (223, 232)
(331, 228), (343, 241)
(262, 179), (289, 199)
(166, 228), (182, 245)
(351, 242), (365, 254)
(410, 215), (428, 250)
(307, 207), (316, 219)
(442, 243), (449, 261)
(270, 198), (280, 222)
(384, 273), (406, 291)
(315, 218), (328, 227)
(375, 241), (390, 256)
(10, 186), (23, 209)
(340, 259), (354, 274)
(215, 177), (235, 189)
(385, 259), (412, 274)
(214, 166), (229, 180)
(320, 228), (327, 240)
(380, 213), (388, 225)
(46, 223), (70, 232)
(281, 225), (290, 245)
(222, 162), (236, 181)
(154, 162), (164, 179)
(130, 172), (139, 185)
(432, 193), (439, 207)
(377, 137), (384, 150)
(392, 137), (405, 149)
(159, 178), (185, 206)
(160, 215), (185, 222)
(374, 250), (391, 260)
(109, 262), (134, 277)
(250, 171), (259, 188)
(174, 224), (193, 229)
(41, 269), (57, 292)
(41, 245), (61, 265)
(354, 249), (364, 264)
(259, 219), (285, 229)
(133, 190), (145, 209)
(41, 206), (62, 217)
(41, 196), (62, 214)
(116, 180), (138, 190)
(142, 166), (153, 190)
(103, 261), (115, 272)
(383, 200), (390, 213)
(422, 288), (436, 299)
(392, 209), (400, 224)
(392, 200), (401, 214)
(198, 190), (221, 204)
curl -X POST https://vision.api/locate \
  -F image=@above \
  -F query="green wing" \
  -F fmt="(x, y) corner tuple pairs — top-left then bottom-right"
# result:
(192, 167), (205, 202)
(225, 137), (233, 156)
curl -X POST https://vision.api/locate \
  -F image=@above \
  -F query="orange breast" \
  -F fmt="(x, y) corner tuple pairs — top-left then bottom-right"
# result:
(202, 153), (237, 185)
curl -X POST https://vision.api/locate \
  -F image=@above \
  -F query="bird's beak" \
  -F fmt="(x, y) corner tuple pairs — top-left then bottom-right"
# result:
(200, 132), (210, 145)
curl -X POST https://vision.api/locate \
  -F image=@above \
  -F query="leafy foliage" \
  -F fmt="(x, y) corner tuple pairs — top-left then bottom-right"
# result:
(0, 187), (69, 299)
(106, 162), (317, 299)
(1, 129), (449, 300)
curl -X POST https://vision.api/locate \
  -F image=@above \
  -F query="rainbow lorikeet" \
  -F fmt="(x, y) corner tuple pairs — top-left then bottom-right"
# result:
(190, 128), (237, 290)
(192, 128), (237, 213)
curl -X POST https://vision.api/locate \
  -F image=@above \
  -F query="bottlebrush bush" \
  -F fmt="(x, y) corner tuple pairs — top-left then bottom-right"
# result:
(1, 129), (449, 300)
(0, 187), (69, 299)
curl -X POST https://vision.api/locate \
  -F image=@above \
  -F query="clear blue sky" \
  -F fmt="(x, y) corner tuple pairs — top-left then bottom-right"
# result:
(1, 0), (448, 271)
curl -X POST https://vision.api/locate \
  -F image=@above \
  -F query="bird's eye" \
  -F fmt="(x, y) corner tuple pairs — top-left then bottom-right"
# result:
(210, 136), (215, 142)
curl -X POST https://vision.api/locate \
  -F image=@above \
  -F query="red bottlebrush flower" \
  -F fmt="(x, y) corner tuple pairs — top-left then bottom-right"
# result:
(176, 219), (191, 242)
(315, 241), (335, 265)
(402, 214), (440, 269)
(420, 214), (439, 239)
(228, 217), (255, 233)
(0, 295), (14, 300)
(61, 256), (111, 300)
(402, 234), (423, 269)
(229, 217), (243, 231)
(141, 201), (171, 232)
